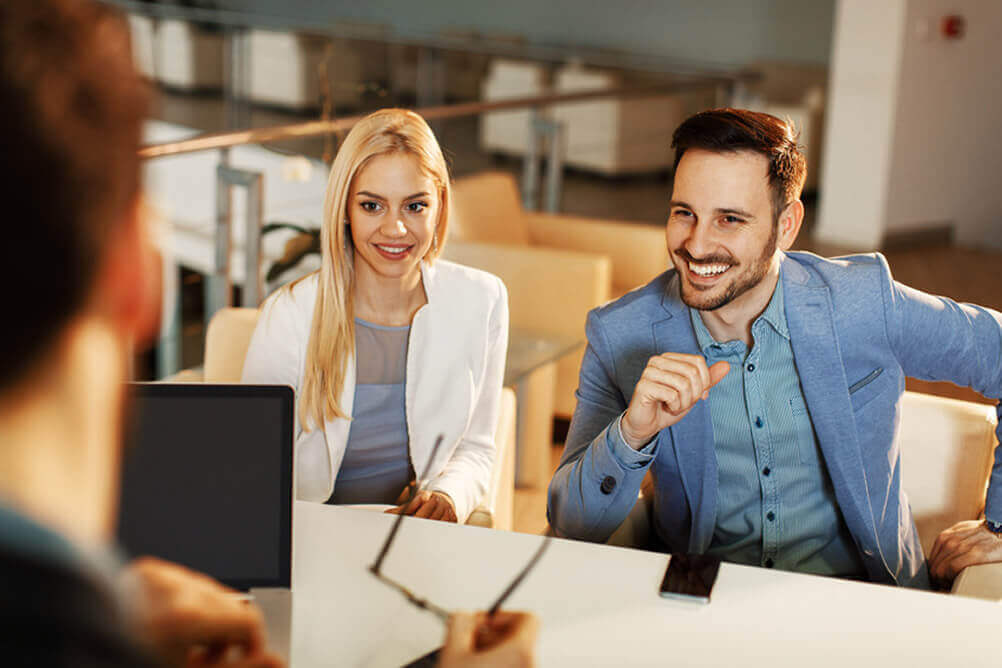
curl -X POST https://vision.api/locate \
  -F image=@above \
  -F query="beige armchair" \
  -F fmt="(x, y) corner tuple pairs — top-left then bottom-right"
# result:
(450, 170), (668, 417)
(442, 240), (609, 488)
(168, 307), (516, 529)
(606, 391), (1002, 600)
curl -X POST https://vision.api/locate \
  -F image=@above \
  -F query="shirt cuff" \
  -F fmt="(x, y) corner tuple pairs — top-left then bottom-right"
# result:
(609, 413), (658, 470)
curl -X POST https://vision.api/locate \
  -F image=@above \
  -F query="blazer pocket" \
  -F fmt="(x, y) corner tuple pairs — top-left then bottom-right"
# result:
(848, 367), (888, 412)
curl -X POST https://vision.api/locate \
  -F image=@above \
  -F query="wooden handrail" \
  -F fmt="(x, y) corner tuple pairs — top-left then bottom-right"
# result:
(140, 79), (728, 159)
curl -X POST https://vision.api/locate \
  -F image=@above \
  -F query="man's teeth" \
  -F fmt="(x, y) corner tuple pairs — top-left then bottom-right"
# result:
(688, 261), (729, 277)
(377, 245), (408, 254)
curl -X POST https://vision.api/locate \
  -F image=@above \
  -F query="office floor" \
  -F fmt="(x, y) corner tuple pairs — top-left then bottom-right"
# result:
(149, 88), (1002, 537)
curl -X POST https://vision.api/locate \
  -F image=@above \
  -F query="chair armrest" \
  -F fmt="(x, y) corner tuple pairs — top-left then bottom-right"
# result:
(466, 508), (494, 529)
(952, 562), (1002, 601)
(160, 367), (204, 383)
(526, 212), (668, 296)
(467, 388), (517, 530)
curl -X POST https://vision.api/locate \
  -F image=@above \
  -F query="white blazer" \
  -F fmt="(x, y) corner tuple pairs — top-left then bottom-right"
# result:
(241, 260), (509, 522)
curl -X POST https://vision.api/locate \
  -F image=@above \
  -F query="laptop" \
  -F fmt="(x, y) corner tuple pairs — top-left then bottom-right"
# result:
(117, 383), (294, 592)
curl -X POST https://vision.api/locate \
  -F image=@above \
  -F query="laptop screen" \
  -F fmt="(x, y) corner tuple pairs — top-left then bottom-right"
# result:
(118, 383), (293, 590)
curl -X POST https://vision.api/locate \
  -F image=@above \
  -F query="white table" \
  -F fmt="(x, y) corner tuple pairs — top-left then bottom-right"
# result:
(278, 503), (1002, 667)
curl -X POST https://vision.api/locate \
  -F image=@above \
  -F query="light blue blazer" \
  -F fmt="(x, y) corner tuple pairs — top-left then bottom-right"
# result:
(547, 252), (1002, 588)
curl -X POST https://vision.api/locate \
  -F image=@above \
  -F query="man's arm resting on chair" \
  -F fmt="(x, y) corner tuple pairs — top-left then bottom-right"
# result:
(928, 520), (1002, 584)
(880, 259), (1002, 583)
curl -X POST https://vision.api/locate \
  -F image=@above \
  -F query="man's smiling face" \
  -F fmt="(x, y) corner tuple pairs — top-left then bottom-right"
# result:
(666, 148), (781, 312)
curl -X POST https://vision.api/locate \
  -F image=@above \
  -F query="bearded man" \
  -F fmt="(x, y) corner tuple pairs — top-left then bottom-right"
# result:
(547, 108), (1002, 589)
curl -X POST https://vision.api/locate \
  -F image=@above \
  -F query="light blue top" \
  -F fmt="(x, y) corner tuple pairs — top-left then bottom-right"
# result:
(688, 281), (866, 577)
(328, 318), (413, 505)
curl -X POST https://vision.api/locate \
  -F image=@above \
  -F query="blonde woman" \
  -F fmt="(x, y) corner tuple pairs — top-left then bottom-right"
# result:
(242, 109), (508, 524)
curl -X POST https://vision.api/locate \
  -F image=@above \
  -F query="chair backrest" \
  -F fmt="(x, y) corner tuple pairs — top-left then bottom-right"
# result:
(204, 307), (261, 383)
(443, 240), (610, 339)
(450, 171), (531, 246)
(898, 391), (999, 556)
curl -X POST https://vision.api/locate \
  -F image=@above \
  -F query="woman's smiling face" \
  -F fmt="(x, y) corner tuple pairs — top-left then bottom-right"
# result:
(347, 152), (440, 281)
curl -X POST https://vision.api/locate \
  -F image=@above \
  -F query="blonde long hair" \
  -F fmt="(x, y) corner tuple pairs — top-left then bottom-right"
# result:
(298, 108), (451, 430)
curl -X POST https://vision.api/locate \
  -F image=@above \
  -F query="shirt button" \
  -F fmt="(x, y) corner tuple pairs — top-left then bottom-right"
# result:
(747, 363), (755, 372)
(600, 476), (617, 495)
(754, 416), (764, 428)
(766, 511), (776, 522)
(762, 467), (771, 476)
(765, 558), (775, 568)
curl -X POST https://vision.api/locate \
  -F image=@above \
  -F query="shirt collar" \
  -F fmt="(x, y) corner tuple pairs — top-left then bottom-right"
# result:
(688, 278), (790, 355)
(758, 279), (790, 340)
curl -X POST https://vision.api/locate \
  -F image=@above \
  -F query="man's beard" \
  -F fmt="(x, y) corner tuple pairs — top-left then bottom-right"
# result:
(673, 222), (778, 312)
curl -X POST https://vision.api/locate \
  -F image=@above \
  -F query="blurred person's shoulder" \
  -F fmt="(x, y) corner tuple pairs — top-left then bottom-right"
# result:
(0, 543), (160, 667)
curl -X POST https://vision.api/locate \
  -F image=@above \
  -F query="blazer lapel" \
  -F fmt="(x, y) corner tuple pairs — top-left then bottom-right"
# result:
(782, 257), (889, 573)
(655, 275), (718, 552)
(404, 262), (471, 479)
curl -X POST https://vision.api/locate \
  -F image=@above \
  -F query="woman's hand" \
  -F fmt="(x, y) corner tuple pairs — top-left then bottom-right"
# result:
(385, 489), (458, 522)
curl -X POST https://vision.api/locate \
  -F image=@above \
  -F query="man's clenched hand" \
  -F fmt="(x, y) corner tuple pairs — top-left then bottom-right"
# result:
(620, 354), (729, 449)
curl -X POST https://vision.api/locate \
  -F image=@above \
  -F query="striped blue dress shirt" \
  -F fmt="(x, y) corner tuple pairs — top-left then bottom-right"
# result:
(689, 281), (866, 577)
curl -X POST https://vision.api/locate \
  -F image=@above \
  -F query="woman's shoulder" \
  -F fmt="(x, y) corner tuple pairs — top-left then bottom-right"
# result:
(261, 271), (319, 320)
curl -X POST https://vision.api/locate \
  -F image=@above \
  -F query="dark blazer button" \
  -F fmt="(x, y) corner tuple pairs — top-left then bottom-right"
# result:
(600, 476), (617, 495)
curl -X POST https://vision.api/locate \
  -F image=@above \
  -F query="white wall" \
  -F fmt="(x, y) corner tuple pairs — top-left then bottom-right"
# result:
(818, 0), (1002, 250)
(884, 0), (1002, 248)
(815, 0), (908, 249)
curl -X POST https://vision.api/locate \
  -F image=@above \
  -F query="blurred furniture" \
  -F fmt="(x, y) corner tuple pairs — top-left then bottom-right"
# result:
(606, 391), (1002, 601)
(551, 65), (714, 175)
(740, 62), (828, 192)
(467, 387), (517, 531)
(443, 238), (606, 435)
(128, 13), (156, 79)
(143, 121), (327, 319)
(246, 29), (366, 110)
(439, 31), (490, 101)
(480, 59), (549, 156)
(479, 60), (717, 176)
(167, 307), (516, 530)
(503, 330), (582, 489)
(284, 502), (1002, 666)
(155, 19), (223, 92)
(450, 170), (668, 417)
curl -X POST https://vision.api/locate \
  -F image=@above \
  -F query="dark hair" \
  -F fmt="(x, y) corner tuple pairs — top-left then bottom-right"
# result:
(0, 0), (149, 390)
(671, 108), (807, 221)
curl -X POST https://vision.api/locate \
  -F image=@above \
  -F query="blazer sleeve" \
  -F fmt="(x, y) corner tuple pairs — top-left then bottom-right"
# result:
(877, 253), (1002, 523)
(547, 308), (657, 541)
(427, 276), (508, 523)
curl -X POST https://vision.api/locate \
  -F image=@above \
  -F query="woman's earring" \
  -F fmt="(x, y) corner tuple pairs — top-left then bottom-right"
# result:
(431, 231), (439, 253)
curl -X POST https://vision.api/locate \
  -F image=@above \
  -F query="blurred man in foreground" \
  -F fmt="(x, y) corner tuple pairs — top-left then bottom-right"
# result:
(0, 1), (535, 666)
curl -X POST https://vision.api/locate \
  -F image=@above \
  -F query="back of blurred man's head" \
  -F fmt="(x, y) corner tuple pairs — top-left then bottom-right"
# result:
(0, 0), (149, 392)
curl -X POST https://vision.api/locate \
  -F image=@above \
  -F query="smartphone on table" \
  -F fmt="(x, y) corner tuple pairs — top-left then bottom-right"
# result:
(659, 553), (722, 604)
